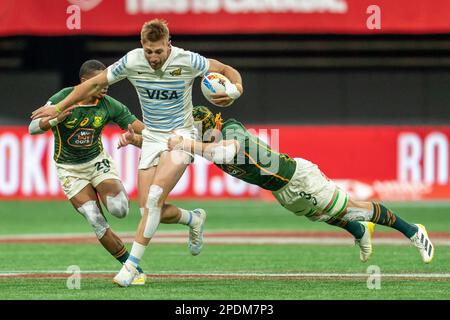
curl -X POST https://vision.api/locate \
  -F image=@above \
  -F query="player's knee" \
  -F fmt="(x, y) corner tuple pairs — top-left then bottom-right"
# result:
(143, 185), (163, 238)
(77, 200), (109, 239)
(106, 191), (129, 219)
(146, 184), (163, 209)
(341, 207), (373, 222)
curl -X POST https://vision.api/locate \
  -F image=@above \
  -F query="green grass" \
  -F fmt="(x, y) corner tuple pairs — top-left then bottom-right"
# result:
(0, 200), (449, 299)
(1, 200), (450, 234)
(0, 244), (449, 299)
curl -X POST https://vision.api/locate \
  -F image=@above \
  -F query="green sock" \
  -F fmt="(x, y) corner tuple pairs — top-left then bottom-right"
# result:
(372, 202), (418, 238)
(114, 247), (144, 274)
(326, 218), (365, 239)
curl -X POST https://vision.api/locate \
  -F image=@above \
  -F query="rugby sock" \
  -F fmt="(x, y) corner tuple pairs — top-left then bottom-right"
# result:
(327, 219), (365, 239)
(371, 202), (418, 238)
(113, 246), (144, 273)
(127, 241), (147, 268)
(178, 208), (200, 227)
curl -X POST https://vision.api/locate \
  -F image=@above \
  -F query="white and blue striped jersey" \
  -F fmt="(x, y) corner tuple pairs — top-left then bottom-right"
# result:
(106, 46), (209, 132)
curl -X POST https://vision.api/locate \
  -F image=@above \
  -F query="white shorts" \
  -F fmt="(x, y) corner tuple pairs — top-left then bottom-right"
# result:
(56, 150), (120, 199)
(272, 158), (348, 219)
(138, 127), (196, 170)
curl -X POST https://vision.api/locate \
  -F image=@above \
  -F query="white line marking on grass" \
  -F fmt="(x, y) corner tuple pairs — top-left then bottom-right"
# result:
(0, 271), (449, 279)
(1, 233), (450, 245)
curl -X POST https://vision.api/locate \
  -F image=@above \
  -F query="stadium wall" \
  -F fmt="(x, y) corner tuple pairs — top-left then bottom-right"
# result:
(2, 69), (450, 125)
(0, 125), (448, 201)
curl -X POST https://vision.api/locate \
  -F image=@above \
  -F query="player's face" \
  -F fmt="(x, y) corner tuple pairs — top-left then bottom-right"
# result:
(141, 39), (171, 70)
(81, 70), (108, 99)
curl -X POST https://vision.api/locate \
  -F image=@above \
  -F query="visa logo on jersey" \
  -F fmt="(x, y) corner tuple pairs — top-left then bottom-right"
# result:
(145, 89), (179, 100)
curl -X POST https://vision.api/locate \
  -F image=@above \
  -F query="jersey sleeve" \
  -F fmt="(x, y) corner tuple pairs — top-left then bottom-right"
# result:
(107, 53), (129, 85)
(187, 51), (210, 78)
(47, 87), (73, 105)
(105, 96), (138, 130)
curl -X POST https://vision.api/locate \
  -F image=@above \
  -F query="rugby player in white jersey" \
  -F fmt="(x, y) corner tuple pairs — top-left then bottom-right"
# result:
(32, 19), (243, 287)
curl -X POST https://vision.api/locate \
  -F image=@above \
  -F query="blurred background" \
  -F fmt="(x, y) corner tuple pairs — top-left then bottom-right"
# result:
(1, 1), (449, 300)
(1, 0), (449, 201)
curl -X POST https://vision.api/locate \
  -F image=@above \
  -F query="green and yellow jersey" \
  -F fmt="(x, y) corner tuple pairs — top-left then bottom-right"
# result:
(48, 87), (137, 164)
(216, 119), (297, 191)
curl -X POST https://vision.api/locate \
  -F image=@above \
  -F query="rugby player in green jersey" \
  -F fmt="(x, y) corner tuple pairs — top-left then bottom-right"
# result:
(28, 60), (148, 284)
(163, 106), (433, 264)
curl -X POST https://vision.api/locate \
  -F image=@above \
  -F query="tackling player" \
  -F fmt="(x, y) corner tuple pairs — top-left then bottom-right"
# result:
(28, 60), (148, 285)
(162, 106), (434, 264)
(31, 19), (243, 287)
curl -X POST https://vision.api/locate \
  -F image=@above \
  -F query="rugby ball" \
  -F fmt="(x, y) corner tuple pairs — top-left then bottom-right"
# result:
(200, 72), (233, 107)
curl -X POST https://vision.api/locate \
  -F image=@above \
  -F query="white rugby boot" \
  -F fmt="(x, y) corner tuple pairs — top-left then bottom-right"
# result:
(355, 222), (375, 262)
(131, 272), (147, 286)
(113, 262), (139, 287)
(188, 209), (207, 256)
(410, 224), (434, 263)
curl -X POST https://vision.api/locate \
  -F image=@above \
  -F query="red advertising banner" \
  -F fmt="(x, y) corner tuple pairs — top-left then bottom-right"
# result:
(0, 125), (449, 201)
(1, 0), (450, 36)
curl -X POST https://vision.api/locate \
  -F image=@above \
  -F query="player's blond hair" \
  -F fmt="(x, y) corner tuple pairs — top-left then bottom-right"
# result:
(141, 19), (170, 43)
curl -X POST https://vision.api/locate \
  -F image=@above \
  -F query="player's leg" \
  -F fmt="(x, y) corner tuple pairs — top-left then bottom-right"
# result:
(310, 191), (374, 262)
(94, 179), (146, 283)
(70, 184), (126, 260)
(57, 163), (133, 264)
(114, 151), (205, 286)
(337, 198), (434, 263)
(272, 158), (374, 261)
(95, 179), (129, 219)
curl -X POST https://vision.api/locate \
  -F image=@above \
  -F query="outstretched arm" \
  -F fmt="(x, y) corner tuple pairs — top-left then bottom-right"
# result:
(31, 70), (109, 120)
(168, 135), (240, 164)
(28, 107), (74, 135)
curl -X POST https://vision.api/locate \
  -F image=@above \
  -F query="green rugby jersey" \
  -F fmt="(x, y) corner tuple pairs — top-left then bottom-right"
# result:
(48, 87), (137, 164)
(215, 119), (297, 191)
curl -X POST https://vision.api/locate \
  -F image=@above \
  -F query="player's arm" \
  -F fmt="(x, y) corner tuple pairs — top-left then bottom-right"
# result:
(31, 70), (109, 120)
(208, 59), (243, 106)
(28, 107), (73, 135)
(117, 123), (144, 149)
(168, 135), (240, 164)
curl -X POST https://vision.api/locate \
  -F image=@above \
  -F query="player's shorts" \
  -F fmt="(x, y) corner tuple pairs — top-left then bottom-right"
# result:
(138, 127), (196, 170)
(55, 150), (120, 199)
(271, 158), (348, 221)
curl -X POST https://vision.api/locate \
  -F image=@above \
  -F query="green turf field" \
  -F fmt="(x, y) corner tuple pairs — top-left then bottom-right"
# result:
(0, 200), (449, 300)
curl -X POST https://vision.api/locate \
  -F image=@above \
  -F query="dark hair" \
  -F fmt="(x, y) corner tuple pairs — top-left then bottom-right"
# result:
(79, 59), (106, 79)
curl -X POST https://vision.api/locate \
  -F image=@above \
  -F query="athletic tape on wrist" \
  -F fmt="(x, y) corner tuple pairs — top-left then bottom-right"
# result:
(48, 118), (59, 127)
(225, 82), (241, 100)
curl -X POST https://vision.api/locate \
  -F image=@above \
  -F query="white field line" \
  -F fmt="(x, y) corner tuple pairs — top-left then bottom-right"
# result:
(1, 233), (450, 245)
(0, 270), (449, 279)
(147, 237), (450, 246)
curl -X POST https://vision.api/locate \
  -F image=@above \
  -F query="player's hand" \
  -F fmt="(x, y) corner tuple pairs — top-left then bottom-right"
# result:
(31, 104), (58, 120)
(56, 105), (75, 123)
(210, 83), (242, 107)
(210, 92), (234, 107)
(168, 135), (184, 151)
(117, 124), (135, 149)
